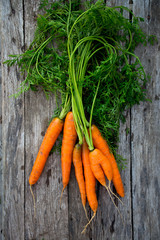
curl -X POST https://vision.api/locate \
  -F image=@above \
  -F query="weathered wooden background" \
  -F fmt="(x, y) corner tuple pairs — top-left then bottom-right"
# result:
(1, 0), (160, 239)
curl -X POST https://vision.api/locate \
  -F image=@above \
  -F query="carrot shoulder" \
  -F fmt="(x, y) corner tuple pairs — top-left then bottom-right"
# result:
(91, 124), (125, 197)
(61, 111), (77, 189)
(29, 117), (63, 185)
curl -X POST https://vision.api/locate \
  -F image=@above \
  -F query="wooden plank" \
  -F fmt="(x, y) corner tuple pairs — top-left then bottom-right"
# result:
(0, 2), (2, 239)
(132, 0), (160, 239)
(24, 1), (69, 239)
(90, 1), (133, 239)
(1, 0), (24, 239)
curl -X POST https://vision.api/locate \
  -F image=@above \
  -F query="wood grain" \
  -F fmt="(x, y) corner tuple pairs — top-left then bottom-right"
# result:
(1, 0), (24, 239)
(0, 1), (2, 239)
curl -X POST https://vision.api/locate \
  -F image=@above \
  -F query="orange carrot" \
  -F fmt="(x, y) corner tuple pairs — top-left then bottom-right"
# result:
(91, 125), (125, 197)
(61, 112), (77, 190)
(82, 138), (98, 214)
(89, 148), (113, 185)
(88, 147), (123, 225)
(73, 144), (87, 217)
(29, 117), (63, 185)
(82, 146), (113, 234)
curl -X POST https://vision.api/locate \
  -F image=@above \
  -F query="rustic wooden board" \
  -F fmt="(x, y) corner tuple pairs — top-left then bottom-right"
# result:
(1, 0), (160, 239)
(0, 2), (2, 239)
(1, 0), (25, 239)
(131, 0), (160, 239)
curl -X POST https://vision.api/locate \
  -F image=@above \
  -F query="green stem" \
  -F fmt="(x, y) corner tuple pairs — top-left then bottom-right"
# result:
(72, 93), (83, 145)
(35, 38), (53, 81)
(68, 37), (116, 149)
(27, 36), (53, 82)
(59, 93), (71, 120)
(89, 79), (101, 149)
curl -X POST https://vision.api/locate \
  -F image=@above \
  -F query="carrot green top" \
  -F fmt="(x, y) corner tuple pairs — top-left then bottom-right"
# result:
(4, 0), (156, 168)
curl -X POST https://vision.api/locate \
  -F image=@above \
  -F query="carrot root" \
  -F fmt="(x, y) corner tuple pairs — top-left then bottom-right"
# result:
(104, 183), (124, 225)
(81, 211), (96, 234)
(29, 117), (63, 185)
(83, 204), (89, 221)
(30, 184), (36, 218)
(108, 181), (124, 205)
(61, 112), (77, 189)
(91, 125), (125, 197)
(59, 186), (65, 207)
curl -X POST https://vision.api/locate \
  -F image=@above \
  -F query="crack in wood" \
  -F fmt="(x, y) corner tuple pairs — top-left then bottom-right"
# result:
(46, 169), (51, 187)
(110, 214), (115, 234)
(9, 0), (15, 16)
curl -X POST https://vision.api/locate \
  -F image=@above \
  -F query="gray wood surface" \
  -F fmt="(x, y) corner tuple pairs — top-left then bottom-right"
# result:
(1, 1), (25, 240)
(131, 0), (160, 239)
(0, 1), (2, 239)
(1, 0), (160, 239)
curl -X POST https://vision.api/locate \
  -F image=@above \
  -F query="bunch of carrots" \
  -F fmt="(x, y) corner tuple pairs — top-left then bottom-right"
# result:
(5, 0), (155, 233)
(29, 111), (124, 231)
(28, 1), (128, 230)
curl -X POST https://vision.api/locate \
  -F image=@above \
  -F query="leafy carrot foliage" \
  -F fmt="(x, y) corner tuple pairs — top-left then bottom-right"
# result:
(4, 0), (156, 168)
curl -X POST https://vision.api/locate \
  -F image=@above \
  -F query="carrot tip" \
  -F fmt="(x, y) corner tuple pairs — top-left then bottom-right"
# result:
(105, 183), (124, 225)
(30, 184), (36, 218)
(81, 211), (96, 234)
(83, 204), (89, 221)
(59, 186), (65, 207)
(108, 181), (124, 205)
